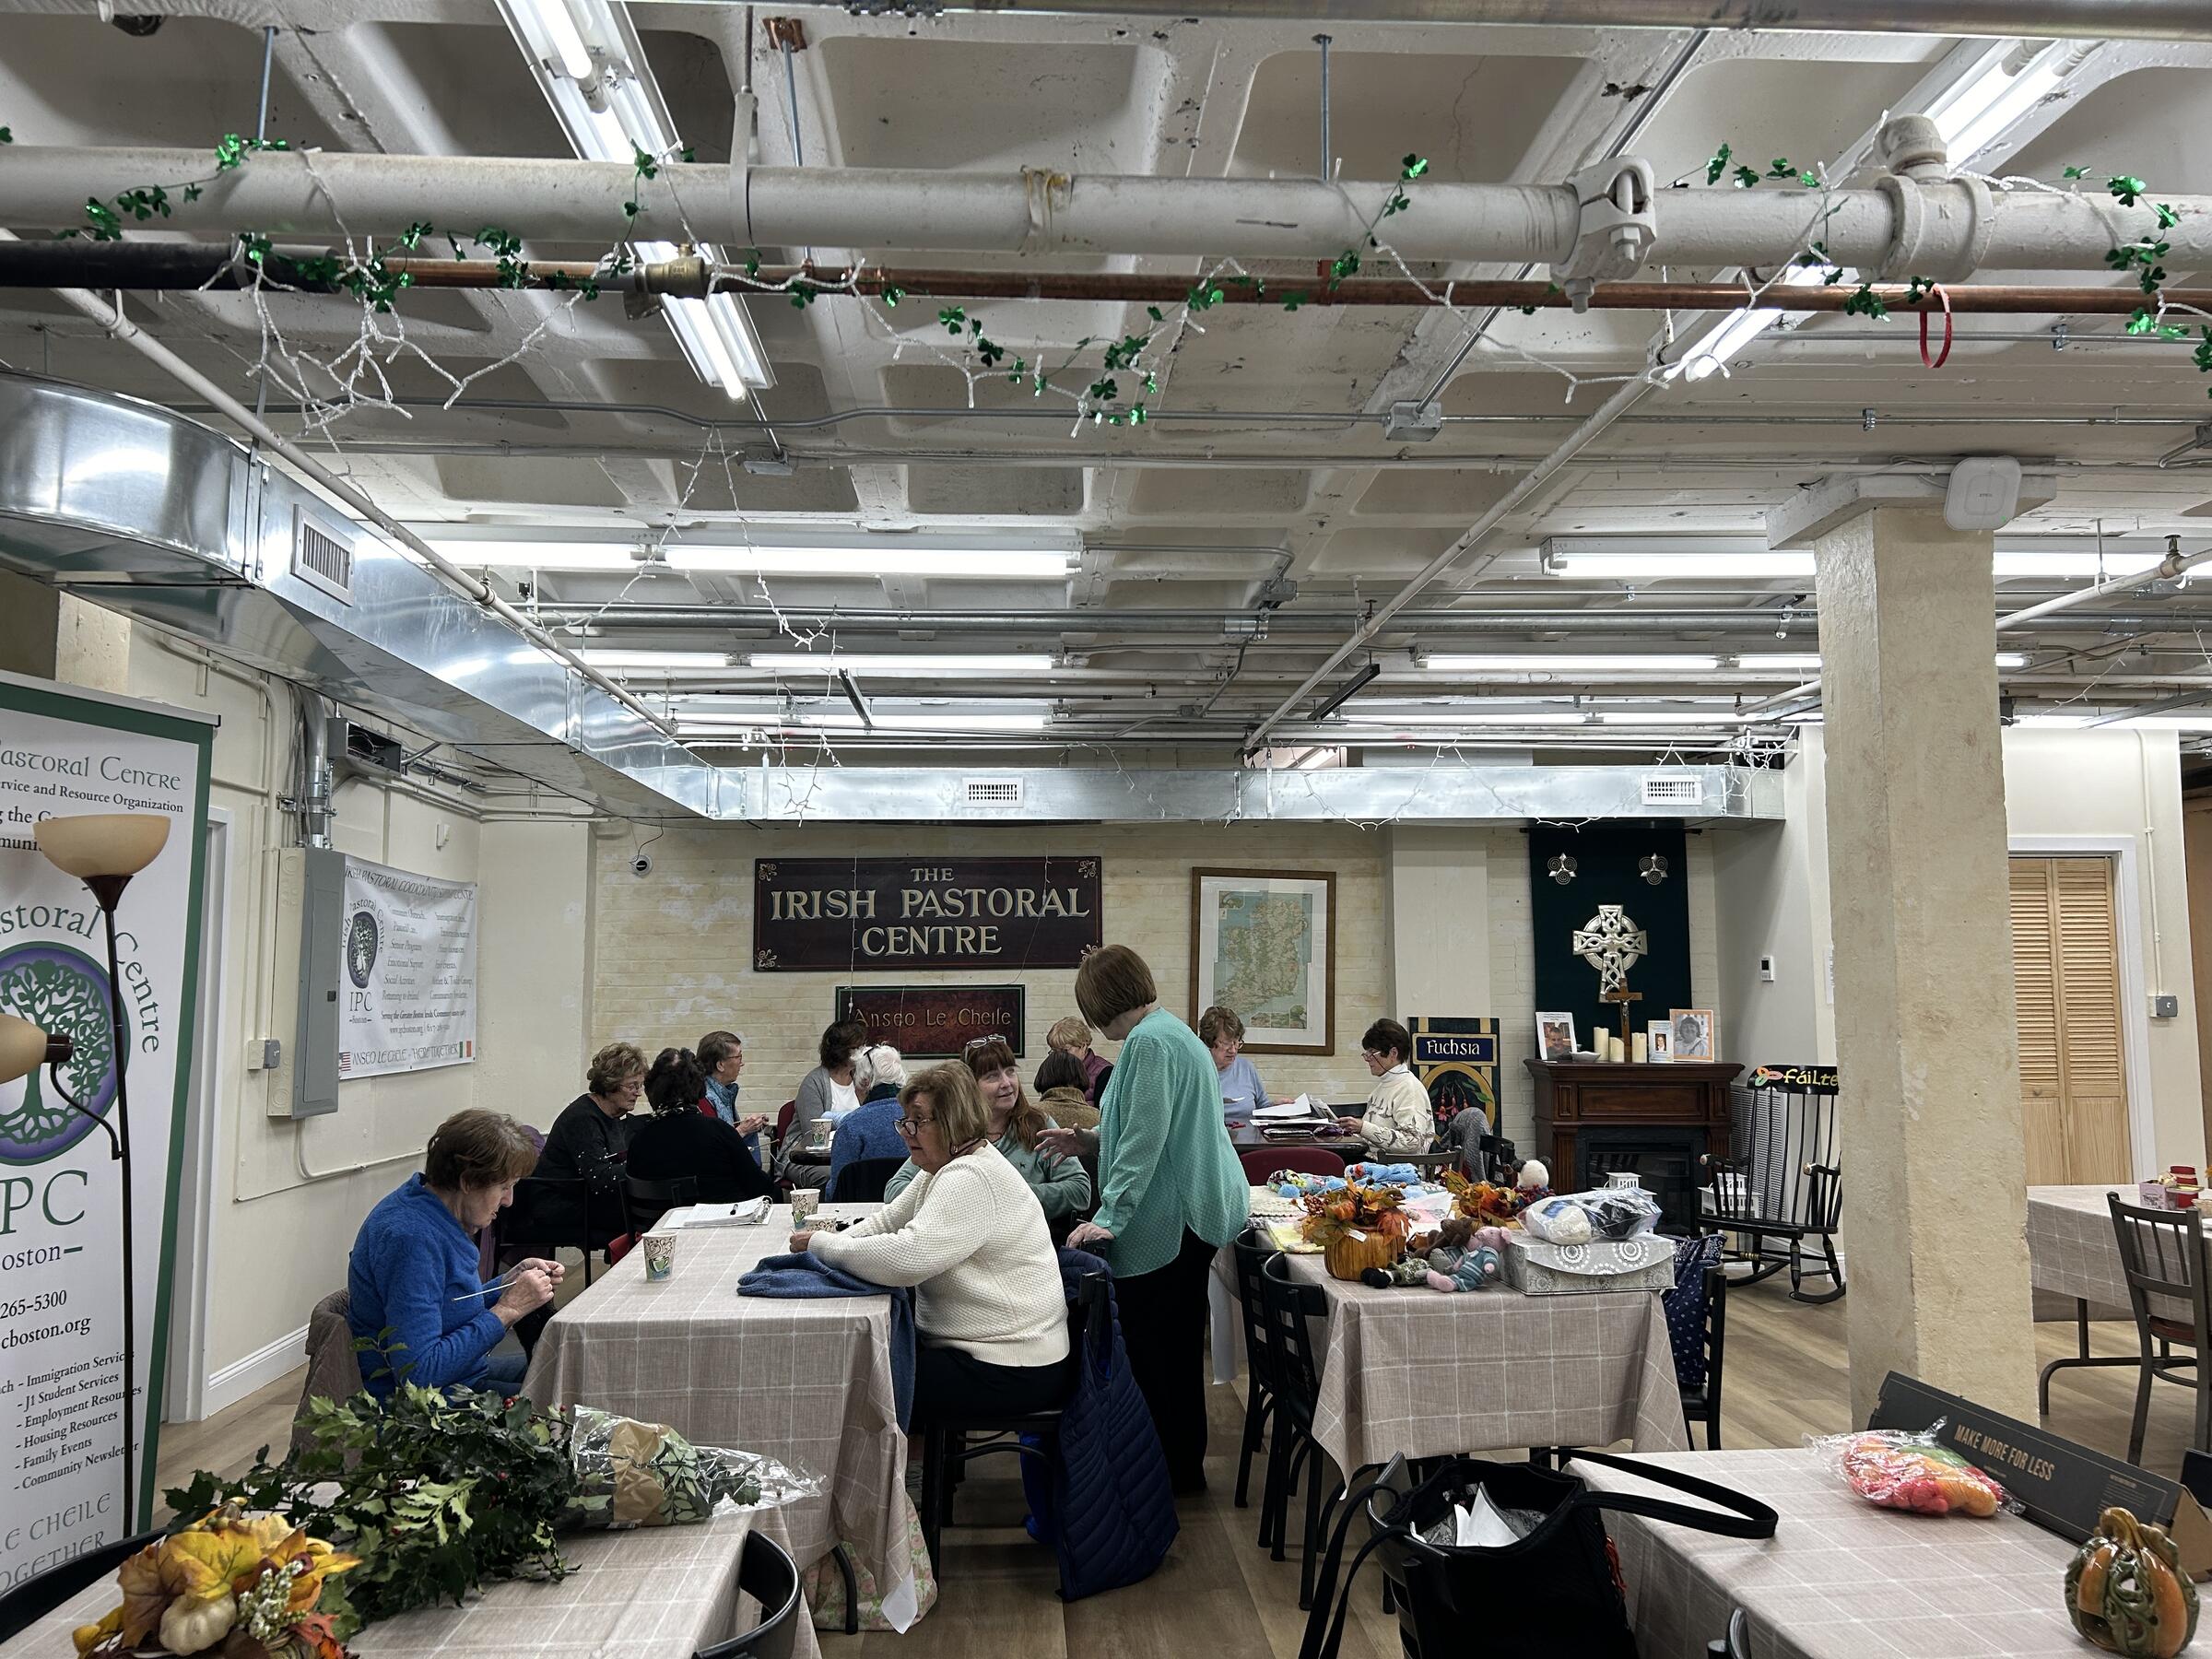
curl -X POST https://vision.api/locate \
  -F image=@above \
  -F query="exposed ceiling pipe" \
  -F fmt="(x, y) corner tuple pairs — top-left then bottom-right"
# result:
(35, 285), (681, 740)
(1999, 535), (2212, 630)
(1241, 374), (1659, 752)
(5, 147), (2208, 273)
(747, 0), (2212, 42)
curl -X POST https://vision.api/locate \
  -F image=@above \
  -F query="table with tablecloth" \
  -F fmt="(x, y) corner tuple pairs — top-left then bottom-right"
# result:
(2025, 1183), (2187, 1405)
(1277, 1251), (1690, 1470)
(0, 1511), (818, 1659)
(1581, 1447), (2081, 1659)
(521, 1202), (915, 1617)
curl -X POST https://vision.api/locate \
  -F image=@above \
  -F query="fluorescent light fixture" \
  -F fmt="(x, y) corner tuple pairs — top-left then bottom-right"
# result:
(1926, 42), (2070, 163)
(1665, 266), (1832, 383)
(420, 536), (1075, 580)
(682, 711), (1051, 733)
(1542, 540), (1818, 582)
(746, 653), (1053, 677)
(1736, 653), (2030, 671)
(666, 546), (1072, 580)
(1422, 653), (1724, 675)
(497, 0), (770, 396)
(581, 649), (731, 670)
(1994, 548), (2165, 580)
(1339, 710), (1735, 727)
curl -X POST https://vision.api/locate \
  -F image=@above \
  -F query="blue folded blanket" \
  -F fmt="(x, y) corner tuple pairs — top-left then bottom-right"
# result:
(737, 1252), (916, 1429)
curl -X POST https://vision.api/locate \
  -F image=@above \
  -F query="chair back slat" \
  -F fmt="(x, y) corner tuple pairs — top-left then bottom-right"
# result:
(1259, 1252), (1327, 1427)
(1232, 1228), (1282, 1393)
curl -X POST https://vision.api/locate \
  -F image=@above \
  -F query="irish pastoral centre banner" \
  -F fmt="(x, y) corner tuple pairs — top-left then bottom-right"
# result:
(0, 670), (212, 1582)
(338, 855), (477, 1078)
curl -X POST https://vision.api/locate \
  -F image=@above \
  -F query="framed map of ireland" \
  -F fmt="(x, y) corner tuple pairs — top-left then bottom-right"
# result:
(1189, 867), (1336, 1056)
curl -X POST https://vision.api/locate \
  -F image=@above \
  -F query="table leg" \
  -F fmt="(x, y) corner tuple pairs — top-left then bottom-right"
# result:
(2038, 1296), (2144, 1415)
(1208, 1270), (1235, 1385)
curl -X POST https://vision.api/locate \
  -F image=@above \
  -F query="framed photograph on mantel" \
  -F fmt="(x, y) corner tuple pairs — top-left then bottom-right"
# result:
(1669, 1007), (1717, 1061)
(1190, 867), (1335, 1055)
(1535, 1012), (1578, 1063)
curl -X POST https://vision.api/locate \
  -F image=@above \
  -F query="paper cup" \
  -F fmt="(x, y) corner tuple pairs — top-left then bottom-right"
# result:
(791, 1188), (821, 1226)
(642, 1230), (677, 1282)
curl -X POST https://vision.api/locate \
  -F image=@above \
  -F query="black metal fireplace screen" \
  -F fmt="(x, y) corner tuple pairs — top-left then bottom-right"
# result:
(1579, 1129), (1706, 1237)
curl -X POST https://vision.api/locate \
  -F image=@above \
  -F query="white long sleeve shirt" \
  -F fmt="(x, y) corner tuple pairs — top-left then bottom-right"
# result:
(810, 1142), (1069, 1368)
(1359, 1065), (1434, 1155)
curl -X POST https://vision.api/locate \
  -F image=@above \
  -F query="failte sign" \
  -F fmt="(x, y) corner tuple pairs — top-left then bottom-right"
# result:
(835, 984), (1027, 1058)
(755, 857), (1100, 971)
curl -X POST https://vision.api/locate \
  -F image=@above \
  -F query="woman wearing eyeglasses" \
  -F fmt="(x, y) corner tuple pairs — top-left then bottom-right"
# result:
(882, 1036), (1092, 1232)
(792, 1063), (1073, 1419)
(1334, 1018), (1434, 1154)
(1060, 945), (1246, 1493)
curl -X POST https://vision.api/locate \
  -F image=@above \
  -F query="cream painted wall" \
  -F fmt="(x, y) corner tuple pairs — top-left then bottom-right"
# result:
(478, 821), (594, 1112)
(588, 821), (1392, 1108)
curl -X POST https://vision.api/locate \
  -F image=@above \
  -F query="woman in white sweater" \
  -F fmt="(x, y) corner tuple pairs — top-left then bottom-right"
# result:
(793, 1061), (1073, 1418)
(1335, 1017), (1435, 1155)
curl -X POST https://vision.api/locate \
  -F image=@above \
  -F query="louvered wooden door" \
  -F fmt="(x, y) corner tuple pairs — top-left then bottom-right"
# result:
(2010, 855), (2131, 1186)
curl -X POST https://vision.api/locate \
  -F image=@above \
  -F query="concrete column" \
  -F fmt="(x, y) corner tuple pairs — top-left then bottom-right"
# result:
(1815, 503), (2036, 1421)
(1382, 827), (1490, 1018)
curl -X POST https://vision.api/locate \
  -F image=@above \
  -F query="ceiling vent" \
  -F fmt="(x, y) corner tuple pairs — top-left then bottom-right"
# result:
(963, 776), (1024, 809)
(1640, 772), (1704, 807)
(290, 505), (356, 604)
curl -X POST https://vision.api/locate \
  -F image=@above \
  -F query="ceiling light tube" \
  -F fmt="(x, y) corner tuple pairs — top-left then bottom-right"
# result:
(747, 652), (1053, 677)
(669, 547), (1073, 579)
(581, 649), (731, 670)
(505, 0), (594, 80)
(1927, 42), (2071, 163)
(1736, 653), (2030, 670)
(1422, 653), (1723, 674)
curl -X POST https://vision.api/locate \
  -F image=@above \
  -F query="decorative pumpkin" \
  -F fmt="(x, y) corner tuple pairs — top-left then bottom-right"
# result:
(2068, 1506), (2199, 1659)
(1324, 1230), (1400, 1281)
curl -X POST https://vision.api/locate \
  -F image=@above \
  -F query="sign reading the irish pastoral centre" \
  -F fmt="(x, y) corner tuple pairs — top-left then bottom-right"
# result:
(337, 856), (477, 1078)
(836, 984), (1027, 1057)
(755, 857), (1100, 971)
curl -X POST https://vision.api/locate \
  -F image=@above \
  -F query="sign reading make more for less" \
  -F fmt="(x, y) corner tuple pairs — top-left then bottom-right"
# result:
(754, 857), (1101, 971)
(0, 672), (212, 1587)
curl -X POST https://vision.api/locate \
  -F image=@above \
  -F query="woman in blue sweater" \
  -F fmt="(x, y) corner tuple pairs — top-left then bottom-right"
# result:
(348, 1110), (559, 1398)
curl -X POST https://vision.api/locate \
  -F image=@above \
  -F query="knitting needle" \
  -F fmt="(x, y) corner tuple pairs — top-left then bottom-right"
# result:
(452, 1276), (512, 1302)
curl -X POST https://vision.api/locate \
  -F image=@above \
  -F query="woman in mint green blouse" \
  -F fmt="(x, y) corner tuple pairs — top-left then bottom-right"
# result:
(1063, 945), (1246, 1492)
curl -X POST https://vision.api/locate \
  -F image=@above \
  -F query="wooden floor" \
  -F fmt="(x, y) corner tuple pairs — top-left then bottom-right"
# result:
(157, 1280), (2200, 1656)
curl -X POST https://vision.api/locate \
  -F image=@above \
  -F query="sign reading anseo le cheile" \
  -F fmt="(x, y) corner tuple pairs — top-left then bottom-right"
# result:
(754, 856), (1101, 971)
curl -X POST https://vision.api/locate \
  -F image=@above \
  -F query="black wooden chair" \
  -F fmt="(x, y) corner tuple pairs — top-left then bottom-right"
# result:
(915, 1272), (1110, 1594)
(832, 1157), (906, 1204)
(2108, 1193), (2212, 1463)
(1259, 1251), (1346, 1611)
(1662, 1235), (1729, 1449)
(0, 1530), (166, 1642)
(1679, 1265), (1729, 1449)
(622, 1173), (699, 1235)
(500, 1173), (603, 1286)
(694, 1531), (802, 1659)
(1230, 1227), (1282, 1516)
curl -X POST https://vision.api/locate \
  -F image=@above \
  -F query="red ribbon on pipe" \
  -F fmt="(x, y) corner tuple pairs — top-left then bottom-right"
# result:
(1919, 283), (1954, 369)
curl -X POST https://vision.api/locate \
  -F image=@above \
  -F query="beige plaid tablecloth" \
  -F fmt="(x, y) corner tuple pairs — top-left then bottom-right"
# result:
(2026, 1183), (2161, 1320)
(1581, 1447), (2079, 1659)
(0, 1512), (820, 1659)
(521, 1203), (914, 1601)
(1281, 1253), (1690, 1470)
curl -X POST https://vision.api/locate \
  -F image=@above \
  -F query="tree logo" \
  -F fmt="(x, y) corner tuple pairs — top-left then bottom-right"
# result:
(346, 908), (380, 991)
(0, 941), (124, 1165)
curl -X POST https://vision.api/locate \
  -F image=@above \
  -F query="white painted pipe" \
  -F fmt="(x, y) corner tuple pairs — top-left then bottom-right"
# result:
(4, 147), (2209, 273)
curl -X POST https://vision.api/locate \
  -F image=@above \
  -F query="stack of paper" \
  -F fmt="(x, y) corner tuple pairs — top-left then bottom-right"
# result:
(659, 1197), (771, 1230)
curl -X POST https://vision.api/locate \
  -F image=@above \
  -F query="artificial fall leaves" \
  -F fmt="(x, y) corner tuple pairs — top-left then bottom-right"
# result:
(73, 1508), (359, 1659)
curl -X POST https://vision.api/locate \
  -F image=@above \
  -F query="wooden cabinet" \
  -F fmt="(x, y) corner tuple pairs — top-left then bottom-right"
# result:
(1524, 1059), (1743, 1188)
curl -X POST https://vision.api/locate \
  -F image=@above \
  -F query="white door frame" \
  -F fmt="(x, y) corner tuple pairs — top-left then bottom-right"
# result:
(164, 806), (230, 1424)
(2008, 834), (2157, 1181)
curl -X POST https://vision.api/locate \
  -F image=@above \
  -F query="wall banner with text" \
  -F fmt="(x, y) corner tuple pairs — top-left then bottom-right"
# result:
(338, 856), (477, 1078)
(0, 670), (213, 1583)
(755, 856), (1101, 971)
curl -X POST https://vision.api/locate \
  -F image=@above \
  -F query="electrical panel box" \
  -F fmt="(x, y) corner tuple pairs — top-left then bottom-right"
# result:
(266, 846), (344, 1118)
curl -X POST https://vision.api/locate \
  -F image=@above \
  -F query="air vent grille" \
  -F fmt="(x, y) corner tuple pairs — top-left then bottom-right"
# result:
(963, 776), (1024, 808)
(291, 507), (355, 604)
(1640, 772), (1703, 806)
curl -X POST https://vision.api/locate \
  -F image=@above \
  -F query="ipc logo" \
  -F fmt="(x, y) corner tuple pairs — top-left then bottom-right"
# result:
(0, 941), (125, 1164)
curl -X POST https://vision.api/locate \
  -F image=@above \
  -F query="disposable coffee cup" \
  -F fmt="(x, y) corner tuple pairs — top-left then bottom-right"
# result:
(791, 1188), (822, 1225)
(642, 1230), (678, 1283)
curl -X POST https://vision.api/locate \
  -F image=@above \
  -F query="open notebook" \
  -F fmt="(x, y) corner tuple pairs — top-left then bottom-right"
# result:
(655, 1197), (772, 1230)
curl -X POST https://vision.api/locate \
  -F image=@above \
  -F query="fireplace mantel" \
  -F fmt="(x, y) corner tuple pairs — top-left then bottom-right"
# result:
(1523, 1058), (1744, 1189)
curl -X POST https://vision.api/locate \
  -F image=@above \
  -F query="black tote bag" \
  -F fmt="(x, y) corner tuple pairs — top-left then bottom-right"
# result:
(1298, 1450), (1779, 1659)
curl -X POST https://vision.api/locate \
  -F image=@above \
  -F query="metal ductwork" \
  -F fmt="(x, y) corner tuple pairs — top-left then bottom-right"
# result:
(0, 373), (1785, 824)
(0, 373), (727, 819)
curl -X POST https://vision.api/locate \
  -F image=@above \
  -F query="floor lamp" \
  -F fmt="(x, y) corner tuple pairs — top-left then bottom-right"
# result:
(25, 812), (171, 1537)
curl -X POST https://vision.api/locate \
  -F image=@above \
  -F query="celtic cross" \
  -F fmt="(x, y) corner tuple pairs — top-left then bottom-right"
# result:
(1571, 904), (1648, 994)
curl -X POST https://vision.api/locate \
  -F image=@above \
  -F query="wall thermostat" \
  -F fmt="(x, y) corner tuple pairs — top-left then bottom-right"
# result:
(1759, 955), (1777, 982)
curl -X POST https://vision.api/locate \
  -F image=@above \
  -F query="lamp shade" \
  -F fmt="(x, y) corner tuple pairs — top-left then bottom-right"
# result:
(35, 812), (170, 879)
(0, 1012), (50, 1087)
